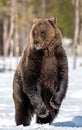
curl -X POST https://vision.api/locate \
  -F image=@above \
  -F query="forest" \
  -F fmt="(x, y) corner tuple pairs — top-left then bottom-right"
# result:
(0, 0), (82, 67)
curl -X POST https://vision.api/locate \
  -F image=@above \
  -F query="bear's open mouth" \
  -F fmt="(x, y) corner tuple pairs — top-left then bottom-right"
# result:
(34, 44), (42, 50)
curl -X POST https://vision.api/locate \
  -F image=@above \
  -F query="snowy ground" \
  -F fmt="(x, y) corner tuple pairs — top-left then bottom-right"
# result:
(0, 57), (82, 130)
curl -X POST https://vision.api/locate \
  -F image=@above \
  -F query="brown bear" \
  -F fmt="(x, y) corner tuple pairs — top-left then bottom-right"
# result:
(13, 17), (68, 126)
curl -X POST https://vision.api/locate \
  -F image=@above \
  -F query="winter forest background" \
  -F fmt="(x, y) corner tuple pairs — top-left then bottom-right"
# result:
(0, 0), (82, 69)
(0, 0), (82, 130)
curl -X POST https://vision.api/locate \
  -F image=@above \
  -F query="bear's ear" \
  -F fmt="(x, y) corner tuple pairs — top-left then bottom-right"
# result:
(32, 18), (38, 24)
(48, 17), (57, 28)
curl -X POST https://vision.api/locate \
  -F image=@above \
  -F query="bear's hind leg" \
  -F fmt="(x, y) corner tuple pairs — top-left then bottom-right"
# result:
(14, 94), (34, 126)
(15, 101), (27, 126)
(23, 97), (34, 126)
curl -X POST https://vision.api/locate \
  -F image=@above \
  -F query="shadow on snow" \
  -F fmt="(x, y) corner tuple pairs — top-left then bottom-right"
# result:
(52, 116), (82, 127)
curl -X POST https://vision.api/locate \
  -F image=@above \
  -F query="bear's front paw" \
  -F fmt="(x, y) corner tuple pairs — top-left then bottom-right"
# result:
(50, 95), (61, 109)
(35, 103), (49, 118)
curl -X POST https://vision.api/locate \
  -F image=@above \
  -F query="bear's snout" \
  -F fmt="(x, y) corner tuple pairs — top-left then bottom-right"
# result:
(34, 40), (39, 45)
(34, 40), (42, 50)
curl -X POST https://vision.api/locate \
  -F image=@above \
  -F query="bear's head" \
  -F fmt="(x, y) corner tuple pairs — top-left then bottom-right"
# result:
(30, 17), (61, 50)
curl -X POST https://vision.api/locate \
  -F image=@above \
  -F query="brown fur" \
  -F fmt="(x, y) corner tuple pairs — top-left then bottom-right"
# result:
(13, 17), (68, 126)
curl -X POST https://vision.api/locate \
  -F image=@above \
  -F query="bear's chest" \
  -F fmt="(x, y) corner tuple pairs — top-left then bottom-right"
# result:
(42, 56), (57, 75)
(39, 56), (58, 88)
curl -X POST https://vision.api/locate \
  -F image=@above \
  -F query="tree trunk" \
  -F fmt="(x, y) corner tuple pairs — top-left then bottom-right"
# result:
(71, 0), (75, 5)
(9, 0), (15, 70)
(3, 17), (9, 56)
(3, 0), (15, 57)
(78, 0), (82, 55)
(73, 0), (79, 69)
(14, 0), (19, 58)
(42, 0), (46, 18)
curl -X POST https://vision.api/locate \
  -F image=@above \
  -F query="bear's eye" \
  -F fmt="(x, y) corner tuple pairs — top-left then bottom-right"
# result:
(41, 31), (45, 37)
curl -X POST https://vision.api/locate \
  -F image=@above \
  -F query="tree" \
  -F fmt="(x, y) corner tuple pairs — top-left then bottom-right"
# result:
(73, 0), (79, 69)
(78, 0), (82, 55)
(2, 0), (15, 57)
(0, 0), (10, 56)
(42, 0), (46, 18)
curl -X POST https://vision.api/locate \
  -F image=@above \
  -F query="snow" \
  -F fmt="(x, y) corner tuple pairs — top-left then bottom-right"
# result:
(0, 57), (82, 130)
(62, 37), (72, 46)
